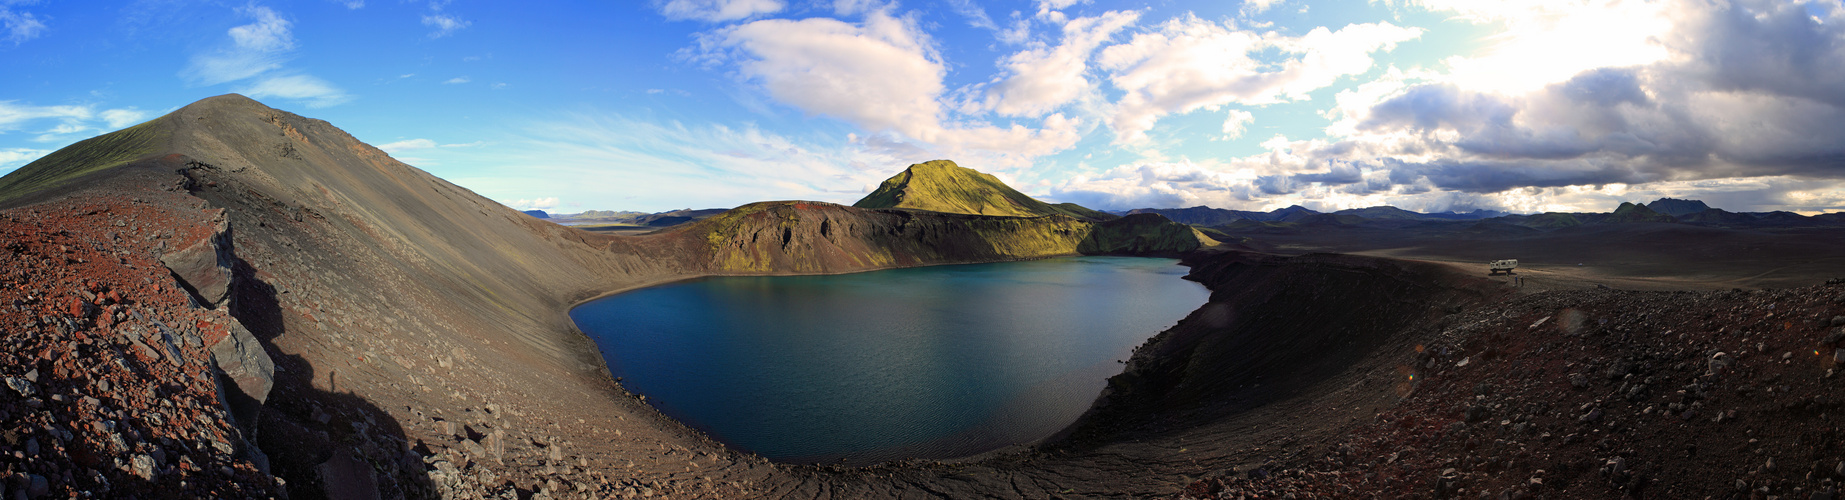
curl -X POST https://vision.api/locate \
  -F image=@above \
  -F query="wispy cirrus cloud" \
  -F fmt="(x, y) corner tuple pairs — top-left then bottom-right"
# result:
(241, 74), (352, 108)
(0, 100), (148, 148)
(0, 147), (51, 173)
(0, 2), (47, 45)
(182, 4), (351, 108)
(660, 0), (784, 22)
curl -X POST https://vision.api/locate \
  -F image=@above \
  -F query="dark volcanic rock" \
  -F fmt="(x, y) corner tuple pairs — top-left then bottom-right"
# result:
(158, 213), (234, 307)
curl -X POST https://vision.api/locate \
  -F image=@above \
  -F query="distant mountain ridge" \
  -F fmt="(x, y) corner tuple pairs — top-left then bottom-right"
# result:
(1126, 205), (1508, 226)
(1121, 198), (1844, 231)
(1646, 198), (1712, 217)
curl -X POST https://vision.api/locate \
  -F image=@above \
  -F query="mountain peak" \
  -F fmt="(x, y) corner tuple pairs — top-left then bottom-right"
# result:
(178, 93), (269, 113)
(853, 160), (1107, 220)
(1645, 197), (1712, 217)
(1603, 201), (1677, 223)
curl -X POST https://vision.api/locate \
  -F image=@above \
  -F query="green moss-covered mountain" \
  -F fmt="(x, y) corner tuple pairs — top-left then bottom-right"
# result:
(0, 119), (170, 206)
(853, 160), (1111, 221)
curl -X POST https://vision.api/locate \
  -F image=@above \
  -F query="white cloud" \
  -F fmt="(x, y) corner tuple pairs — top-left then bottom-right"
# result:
(661, 0), (784, 22)
(1242, 0), (1285, 15)
(707, 13), (944, 139)
(983, 10), (1139, 117)
(0, 148), (50, 169)
(0, 101), (91, 131)
(1072, 0), (1845, 215)
(228, 5), (293, 52)
(945, 0), (998, 30)
(40, 123), (86, 135)
(422, 13), (470, 38)
(337, 0), (364, 9)
(377, 138), (437, 153)
(1220, 109), (1254, 139)
(1098, 16), (1422, 144)
(455, 114), (917, 212)
(1049, 161), (1263, 210)
(100, 108), (149, 128)
(704, 11), (1084, 170)
(1426, 0), (1673, 95)
(179, 5), (351, 108)
(1034, 0), (1080, 23)
(0, 5), (47, 44)
(500, 197), (560, 211)
(241, 74), (352, 108)
(185, 5), (295, 85)
(443, 76), (470, 84)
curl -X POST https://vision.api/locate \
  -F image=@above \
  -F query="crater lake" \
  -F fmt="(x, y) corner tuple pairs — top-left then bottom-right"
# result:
(569, 257), (1210, 465)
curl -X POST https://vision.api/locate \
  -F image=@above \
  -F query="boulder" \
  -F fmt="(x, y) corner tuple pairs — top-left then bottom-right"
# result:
(211, 317), (275, 431)
(159, 214), (235, 308)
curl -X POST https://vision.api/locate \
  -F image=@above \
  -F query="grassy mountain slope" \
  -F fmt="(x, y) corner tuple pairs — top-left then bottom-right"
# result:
(853, 159), (1106, 220)
(0, 119), (171, 206)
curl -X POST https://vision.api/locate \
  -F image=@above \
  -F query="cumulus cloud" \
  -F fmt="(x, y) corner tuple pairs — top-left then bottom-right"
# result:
(443, 76), (470, 84)
(0, 4), (47, 44)
(706, 13), (942, 136)
(1098, 15), (1422, 144)
(1058, 0), (1845, 214)
(702, 11), (1083, 168)
(1241, 0), (1285, 15)
(983, 10), (1139, 117)
(1286, 0), (1845, 201)
(1220, 109), (1254, 140)
(186, 5), (294, 85)
(660, 0), (783, 22)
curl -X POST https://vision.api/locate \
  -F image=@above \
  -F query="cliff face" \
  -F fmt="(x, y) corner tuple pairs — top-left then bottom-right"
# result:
(1078, 212), (1219, 256)
(674, 201), (1092, 274)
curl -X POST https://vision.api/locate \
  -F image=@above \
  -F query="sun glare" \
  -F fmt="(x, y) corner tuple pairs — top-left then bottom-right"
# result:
(1445, 1), (1671, 95)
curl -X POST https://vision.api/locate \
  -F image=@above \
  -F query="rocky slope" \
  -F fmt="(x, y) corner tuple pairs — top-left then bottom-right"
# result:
(1175, 277), (1845, 499)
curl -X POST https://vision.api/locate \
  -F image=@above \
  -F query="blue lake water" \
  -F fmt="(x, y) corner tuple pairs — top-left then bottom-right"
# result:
(569, 257), (1209, 465)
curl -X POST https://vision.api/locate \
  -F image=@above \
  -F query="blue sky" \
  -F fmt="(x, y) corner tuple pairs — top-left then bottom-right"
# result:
(4, 0), (1845, 214)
